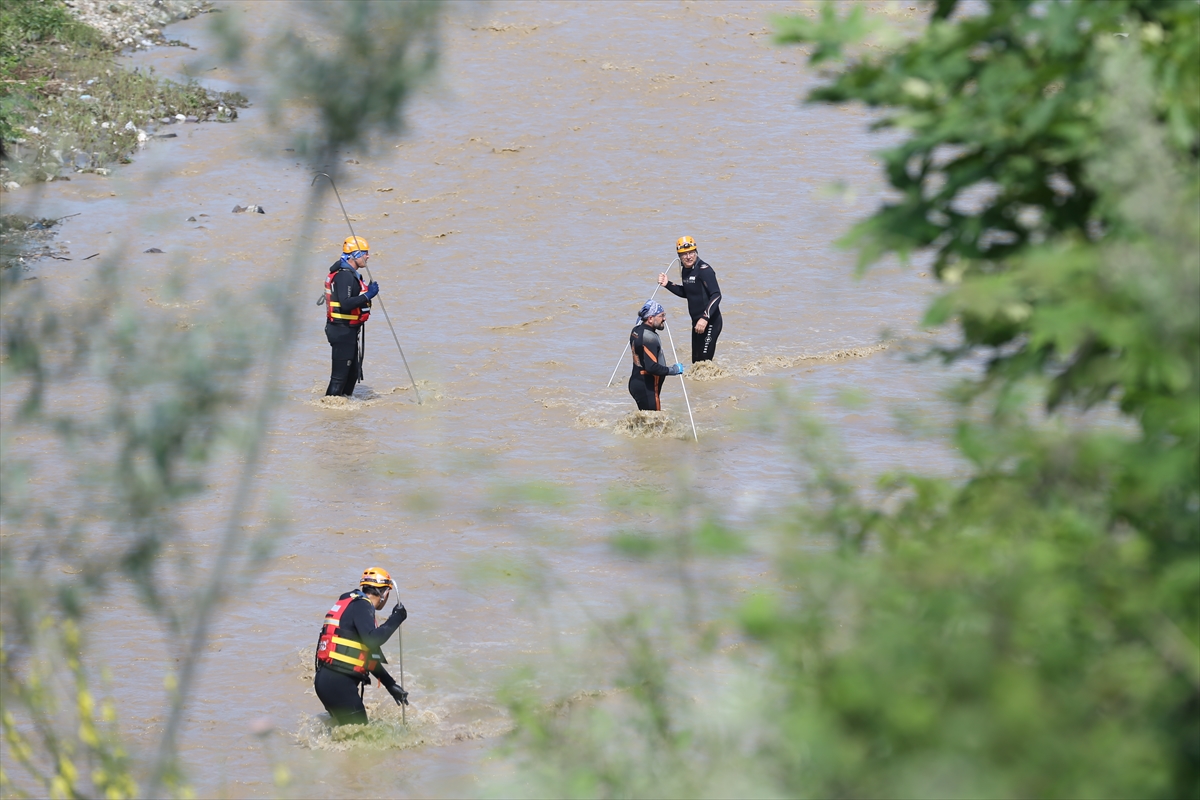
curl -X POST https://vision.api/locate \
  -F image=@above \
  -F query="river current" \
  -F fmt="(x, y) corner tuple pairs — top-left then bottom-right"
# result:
(4, 2), (959, 796)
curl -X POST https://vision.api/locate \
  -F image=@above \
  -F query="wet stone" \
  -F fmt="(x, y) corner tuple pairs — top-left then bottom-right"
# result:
(144, 247), (164, 253)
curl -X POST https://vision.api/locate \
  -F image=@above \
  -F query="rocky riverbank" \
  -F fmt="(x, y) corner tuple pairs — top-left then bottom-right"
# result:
(63, 0), (214, 49)
(60, 0), (213, 49)
(0, 0), (244, 190)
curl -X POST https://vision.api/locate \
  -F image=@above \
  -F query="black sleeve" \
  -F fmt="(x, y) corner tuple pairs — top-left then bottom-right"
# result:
(334, 270), (370, 310)
(639, 330), (675, 377)
(665, 281), (686, 298)
(343, 598), (404, 687)
(371, 664), (396, 687)
(699, 266), (722, 319)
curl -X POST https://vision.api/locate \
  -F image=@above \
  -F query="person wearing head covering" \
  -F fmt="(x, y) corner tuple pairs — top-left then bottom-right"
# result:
(313, 567), (409, 726)
(323, 235), (380, 396)
(628, 299), (685, 411)
(658, 235), (723, 362)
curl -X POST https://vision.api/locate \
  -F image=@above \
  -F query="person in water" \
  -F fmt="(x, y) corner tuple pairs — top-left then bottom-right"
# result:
(324, 235), (380, 396)
(313, 567), (409, 726)
(658, 235), (723, 362)
(628, 299), (685, 411)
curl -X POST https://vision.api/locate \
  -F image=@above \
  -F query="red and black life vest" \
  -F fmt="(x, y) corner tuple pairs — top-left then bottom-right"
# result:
(325, 266), (371, 326)
(315, 591), (383, 680)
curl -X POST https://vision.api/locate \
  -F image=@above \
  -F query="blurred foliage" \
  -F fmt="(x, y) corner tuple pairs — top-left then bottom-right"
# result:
(497, 2), (1198, 799)
(1, 620), (136, 799)
(0, 248), (295, 796)
(2, 4), (443, 799)
(212, 0), (442, 158)
(774, 0), (1199, 418)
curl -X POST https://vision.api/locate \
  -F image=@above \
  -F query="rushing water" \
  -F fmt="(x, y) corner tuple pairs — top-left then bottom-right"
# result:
(4, 1), (960, 796)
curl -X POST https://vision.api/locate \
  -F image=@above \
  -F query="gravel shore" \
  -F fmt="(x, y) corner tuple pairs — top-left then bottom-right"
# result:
(63, 0), (214, 49)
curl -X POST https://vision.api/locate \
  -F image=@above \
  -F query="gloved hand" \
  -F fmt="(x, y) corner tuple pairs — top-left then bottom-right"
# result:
(673, 362), (686, 376)
(389, 601), (407, 622)
(365, 281), (379, 300)
(386, 683), (409, 706)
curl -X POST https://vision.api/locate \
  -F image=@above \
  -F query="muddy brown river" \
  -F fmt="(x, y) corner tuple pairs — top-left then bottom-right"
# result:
(4, 1), (962, 796)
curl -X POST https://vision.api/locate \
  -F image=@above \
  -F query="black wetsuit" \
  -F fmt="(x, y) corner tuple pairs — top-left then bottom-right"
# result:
(664, 257), (723, 362)
(325, 261), (371, 397)
(628, 322), (680, 411)
(313, 592), (406, 726)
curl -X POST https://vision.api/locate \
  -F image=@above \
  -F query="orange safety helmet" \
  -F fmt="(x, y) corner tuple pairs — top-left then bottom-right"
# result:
(360, 566), (394, 589)
(343, 235), (370, 254)
(675, 235), (697, 253)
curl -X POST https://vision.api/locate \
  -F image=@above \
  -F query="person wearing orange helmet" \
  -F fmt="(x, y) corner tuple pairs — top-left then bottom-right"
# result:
(657, 236), (724, 362)
(324, 235), (380, 396)
(313, 566), (408, 726)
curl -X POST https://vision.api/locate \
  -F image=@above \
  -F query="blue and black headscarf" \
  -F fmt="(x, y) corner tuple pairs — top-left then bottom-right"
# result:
(638, 299), (665, 321)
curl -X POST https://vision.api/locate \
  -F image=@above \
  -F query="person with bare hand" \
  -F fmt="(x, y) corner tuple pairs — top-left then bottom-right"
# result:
(658, 235), (723, 362)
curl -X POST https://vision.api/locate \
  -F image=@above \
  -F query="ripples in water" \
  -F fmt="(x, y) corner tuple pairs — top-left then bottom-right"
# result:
(294, 704), (511, 752)
(612, 411), (693, 439)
